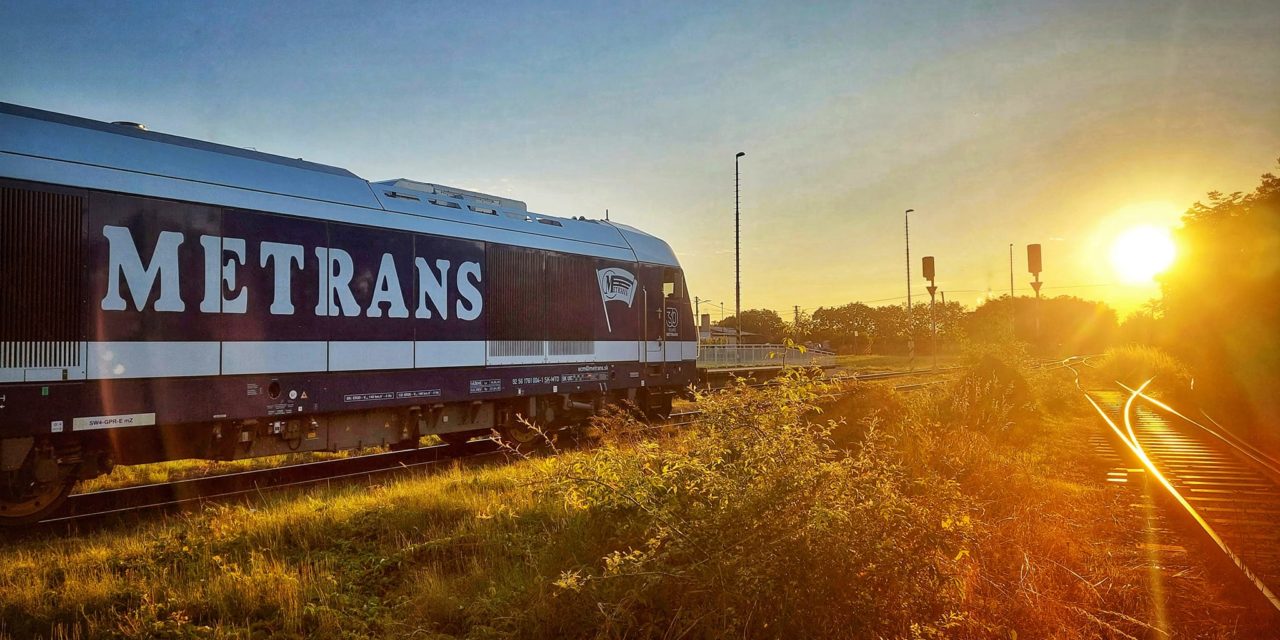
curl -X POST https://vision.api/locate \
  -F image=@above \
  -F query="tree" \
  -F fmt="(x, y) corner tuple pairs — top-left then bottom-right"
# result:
(963, 295), (1118, 356)
(810, 303), (877, 352)
(719, 309), (787, 343)
(1159, 159), (1280, 438)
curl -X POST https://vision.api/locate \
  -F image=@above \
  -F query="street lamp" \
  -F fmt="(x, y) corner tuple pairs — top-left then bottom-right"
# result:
(905, 208), (914, 364)
(735, 152), (746, 349)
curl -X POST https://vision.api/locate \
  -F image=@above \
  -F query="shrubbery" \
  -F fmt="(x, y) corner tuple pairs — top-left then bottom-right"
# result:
(3, 352), (1244, 638)
(1090, 345), (1193, 401)
(522, 371), (974, 638)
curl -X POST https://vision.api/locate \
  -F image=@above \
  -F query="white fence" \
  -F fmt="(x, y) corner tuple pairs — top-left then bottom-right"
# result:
(697, 343), (837, 369)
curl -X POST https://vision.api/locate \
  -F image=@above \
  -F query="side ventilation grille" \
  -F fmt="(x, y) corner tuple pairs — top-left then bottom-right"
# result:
(0, 184), (84, 369)
(488, 340), (544, 357)
(548, 340), (592, 356)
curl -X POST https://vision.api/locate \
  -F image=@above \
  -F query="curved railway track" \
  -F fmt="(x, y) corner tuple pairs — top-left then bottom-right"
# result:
(1071, 365), (1280, 617)
(13, 365), (959, 531)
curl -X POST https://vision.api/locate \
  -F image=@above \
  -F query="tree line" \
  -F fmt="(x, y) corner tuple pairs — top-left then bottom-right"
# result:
(1145, 159), (1280, 437)
(717, 294), (1122, 357)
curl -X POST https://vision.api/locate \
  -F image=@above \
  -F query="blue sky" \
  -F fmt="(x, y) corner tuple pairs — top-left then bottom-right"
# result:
(3, 0), (1278, 315)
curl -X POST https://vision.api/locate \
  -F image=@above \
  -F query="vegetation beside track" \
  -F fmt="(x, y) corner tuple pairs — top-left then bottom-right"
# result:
(0, 353), (1253, 638)
(1085, 345), (1194, 401)
(73, 445), (396, 495)
(74, 364), (946, 496)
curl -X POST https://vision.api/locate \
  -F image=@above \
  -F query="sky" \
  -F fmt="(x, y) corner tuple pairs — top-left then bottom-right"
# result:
(2, 0), (1277, 318)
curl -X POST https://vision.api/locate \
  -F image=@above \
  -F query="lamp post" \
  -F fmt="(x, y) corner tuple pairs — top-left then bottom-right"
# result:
(905, 208), (914, 365)
(735, 152), (746, 352)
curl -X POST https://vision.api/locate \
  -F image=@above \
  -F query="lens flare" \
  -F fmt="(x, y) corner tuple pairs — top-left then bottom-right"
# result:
(1110, 225), (1175, 284)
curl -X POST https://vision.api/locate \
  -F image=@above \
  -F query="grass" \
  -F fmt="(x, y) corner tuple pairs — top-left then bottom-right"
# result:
(75, 439), (451, 494)
(1085, 345), (1194, 401)
(829, 353), (967, 374)
(0, 356), (1260, 638)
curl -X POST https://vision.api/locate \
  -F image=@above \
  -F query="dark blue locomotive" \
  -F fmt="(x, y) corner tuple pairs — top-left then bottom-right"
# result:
(0, 103), (696, 523)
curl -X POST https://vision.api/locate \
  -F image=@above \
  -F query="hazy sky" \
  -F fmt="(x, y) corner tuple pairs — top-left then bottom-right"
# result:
(3, 0), (1277, 317)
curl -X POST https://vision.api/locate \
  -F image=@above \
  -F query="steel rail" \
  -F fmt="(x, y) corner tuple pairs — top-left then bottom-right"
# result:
(1072, 369), (1280, 615)
(1116, 383), (1280, 480)
(33, 440), (503, 529)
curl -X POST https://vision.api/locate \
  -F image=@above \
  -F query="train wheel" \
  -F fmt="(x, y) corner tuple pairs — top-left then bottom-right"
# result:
(0, 475), (75, 526)
(500, 422), (546, 451)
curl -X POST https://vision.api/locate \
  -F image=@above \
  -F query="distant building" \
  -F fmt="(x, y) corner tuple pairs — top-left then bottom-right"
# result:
(697, 313), (763, 345)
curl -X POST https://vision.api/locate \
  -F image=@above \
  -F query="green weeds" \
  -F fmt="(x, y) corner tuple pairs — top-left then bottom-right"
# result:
(0, 355), (1246, 639)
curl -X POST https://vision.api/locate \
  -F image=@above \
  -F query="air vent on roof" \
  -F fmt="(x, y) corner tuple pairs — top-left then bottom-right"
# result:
(111, 121), (147, 131)
(537, 218), (563, 227)
(384, 190), (420, 201)
(374, 179), (527, 212)
(429, 198), (461, 210)
(468, 205), (498, 216)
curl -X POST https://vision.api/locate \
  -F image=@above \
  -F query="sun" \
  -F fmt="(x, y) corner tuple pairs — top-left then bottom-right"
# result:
(1110, 225), (1176, 284)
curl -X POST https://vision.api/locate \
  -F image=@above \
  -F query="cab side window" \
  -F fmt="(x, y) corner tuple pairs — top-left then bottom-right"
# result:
(663, 268), (685, 300)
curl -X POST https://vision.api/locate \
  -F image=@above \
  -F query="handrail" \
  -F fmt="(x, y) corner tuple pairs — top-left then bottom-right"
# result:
(696, 343), (836, 369)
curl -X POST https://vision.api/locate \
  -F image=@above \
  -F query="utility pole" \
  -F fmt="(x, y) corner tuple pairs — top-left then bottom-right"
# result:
(793, 305), (800, 327)
(735, 152), (746, 352)
(905, 209), (915, 366)
(939, 290), (946, 359)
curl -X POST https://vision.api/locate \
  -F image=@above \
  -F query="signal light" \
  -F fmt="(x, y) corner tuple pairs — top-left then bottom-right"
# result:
(1027, 244), (1042, 275)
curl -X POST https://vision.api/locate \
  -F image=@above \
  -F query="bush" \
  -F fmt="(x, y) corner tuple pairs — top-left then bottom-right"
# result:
(524, 371), (973, 639)
(1090, 345), (1193, 400)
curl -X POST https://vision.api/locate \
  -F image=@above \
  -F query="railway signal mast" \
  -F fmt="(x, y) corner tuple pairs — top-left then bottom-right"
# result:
(923, 255), (938, 370)
(1027, 243), (1043, 343)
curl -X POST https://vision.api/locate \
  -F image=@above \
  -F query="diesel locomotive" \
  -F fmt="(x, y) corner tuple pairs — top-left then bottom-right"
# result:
(0, 102), (697, 524)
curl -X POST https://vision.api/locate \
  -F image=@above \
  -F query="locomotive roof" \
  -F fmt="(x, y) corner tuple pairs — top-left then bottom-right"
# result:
(0, 102), (679, 266)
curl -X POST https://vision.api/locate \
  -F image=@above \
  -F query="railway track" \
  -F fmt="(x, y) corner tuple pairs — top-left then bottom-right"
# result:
(18, 365), (959, 531)
(1076, 373), (1280, 616)
(8, 440), (505, 536)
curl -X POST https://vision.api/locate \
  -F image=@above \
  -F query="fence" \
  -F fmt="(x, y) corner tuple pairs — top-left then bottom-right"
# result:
(697, 343), (837, 369)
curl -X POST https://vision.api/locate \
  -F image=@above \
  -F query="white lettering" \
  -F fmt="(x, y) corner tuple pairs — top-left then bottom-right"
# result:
(315, 247), (360, 317)
(100, 226), (185, 312)
(456, 261), (483, 321)
(367, 253), (409, 318)
(413, 258), (451, 320)
(199, 235), (247, 314)
(260, 242), (304, 315)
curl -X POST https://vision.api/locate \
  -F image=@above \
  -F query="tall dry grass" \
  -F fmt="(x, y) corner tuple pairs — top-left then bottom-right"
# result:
(1089, 345), (1194, 400)
(0, 357), (1253, 638)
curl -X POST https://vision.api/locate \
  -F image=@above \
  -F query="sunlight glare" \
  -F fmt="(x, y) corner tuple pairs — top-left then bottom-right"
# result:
(1110, 225), (1176, 284)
